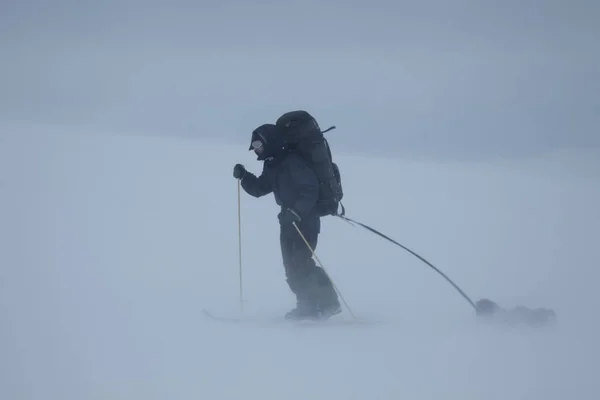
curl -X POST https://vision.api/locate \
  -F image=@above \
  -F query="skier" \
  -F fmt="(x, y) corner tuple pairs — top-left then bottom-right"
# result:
(233, 123), (341, 320)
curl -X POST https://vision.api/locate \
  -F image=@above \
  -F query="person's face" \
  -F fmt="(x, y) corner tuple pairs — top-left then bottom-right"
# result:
(251, 139), (264, 157)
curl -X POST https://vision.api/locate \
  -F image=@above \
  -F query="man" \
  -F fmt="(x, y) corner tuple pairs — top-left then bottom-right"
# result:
(233, 123), (341, 320)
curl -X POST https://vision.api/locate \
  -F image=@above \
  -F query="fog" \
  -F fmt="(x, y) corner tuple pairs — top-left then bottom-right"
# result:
(2, 1), (600, 398)
(1, 0), (599, 158)
(1, 124), (599, 399)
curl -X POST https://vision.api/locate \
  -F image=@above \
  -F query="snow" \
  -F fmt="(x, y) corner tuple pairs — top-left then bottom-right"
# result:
(1, 124), (599, 399)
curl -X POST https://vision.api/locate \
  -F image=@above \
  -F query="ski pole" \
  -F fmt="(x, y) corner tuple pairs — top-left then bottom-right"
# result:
(237, 179), (243, 313)
(292, 221), (356, 320)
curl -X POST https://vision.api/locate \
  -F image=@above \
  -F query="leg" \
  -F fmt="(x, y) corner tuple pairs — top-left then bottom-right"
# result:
(280, 217), (340, 318)
(280, 230), (303, 299)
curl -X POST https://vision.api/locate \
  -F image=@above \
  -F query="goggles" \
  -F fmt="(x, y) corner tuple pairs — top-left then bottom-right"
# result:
(251, 140), (263, 153)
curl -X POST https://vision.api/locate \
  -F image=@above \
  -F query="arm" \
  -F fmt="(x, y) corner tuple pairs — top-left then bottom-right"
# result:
(288, 156), (319, 218)
(240, 164), (273, 198)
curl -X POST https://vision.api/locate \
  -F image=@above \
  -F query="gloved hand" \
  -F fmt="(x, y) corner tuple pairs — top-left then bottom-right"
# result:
(278, 208), (301, 225)
(233, 164), (246, 179)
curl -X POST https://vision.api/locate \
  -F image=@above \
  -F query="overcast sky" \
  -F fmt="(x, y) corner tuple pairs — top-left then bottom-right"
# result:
(1, 0), (598, 159)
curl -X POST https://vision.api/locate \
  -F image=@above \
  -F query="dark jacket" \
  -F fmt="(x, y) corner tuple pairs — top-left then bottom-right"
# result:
(241, 151), (319, 220)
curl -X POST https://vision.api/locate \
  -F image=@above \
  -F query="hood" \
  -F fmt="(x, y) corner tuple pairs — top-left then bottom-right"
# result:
(249, 123), (285, 161)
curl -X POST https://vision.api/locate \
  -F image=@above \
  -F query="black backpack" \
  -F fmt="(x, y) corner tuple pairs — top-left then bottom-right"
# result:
(275, 110), (344, 217)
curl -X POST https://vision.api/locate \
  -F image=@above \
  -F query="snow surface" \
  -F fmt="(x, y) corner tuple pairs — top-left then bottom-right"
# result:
(1, 124), (599, 399)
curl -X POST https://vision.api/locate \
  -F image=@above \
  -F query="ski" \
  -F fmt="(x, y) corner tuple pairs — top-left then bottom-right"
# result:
(202, 309), (281, 323)
(202, 309), (243, 322)
(202, 308), (377, 326)
(202, 309), (284, 324)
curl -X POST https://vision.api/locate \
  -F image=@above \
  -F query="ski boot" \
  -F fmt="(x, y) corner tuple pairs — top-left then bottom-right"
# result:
(284, 301), (320, 320)
(313, 279), (342, 320)
(316, 301), (342, 320)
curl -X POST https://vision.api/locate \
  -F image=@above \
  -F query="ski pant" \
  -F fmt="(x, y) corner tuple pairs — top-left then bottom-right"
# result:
(279, 215), (339, 309)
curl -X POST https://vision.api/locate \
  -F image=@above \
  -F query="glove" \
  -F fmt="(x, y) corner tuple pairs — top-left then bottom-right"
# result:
(233, 164), (246, 179)
(278, 208), (301, 225)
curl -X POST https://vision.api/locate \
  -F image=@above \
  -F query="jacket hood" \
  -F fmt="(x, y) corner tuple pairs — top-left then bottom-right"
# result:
(249, 123), (286, 161)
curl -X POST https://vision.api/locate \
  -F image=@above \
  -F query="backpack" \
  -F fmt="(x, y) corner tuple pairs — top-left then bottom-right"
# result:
(275, 110), (344, 217)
